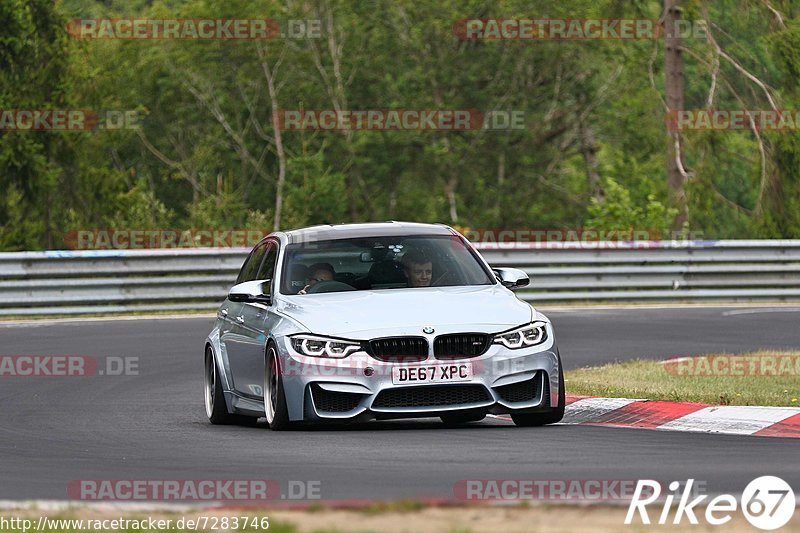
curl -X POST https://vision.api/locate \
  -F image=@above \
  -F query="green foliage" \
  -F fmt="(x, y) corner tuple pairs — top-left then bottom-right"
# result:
(107, 183), (174, 229)
(0, 184), (45, 250)
(1, 0), (800, 250)
(0, 0), (73, 248)
(282, 141), (349, 228)
(586, 178), (678, 237)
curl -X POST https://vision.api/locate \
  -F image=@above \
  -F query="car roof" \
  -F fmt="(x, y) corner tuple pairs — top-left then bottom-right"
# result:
(283, 221), (456, 244)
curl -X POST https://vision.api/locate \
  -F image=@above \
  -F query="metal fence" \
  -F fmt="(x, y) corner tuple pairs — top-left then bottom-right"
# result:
(1, 240), (800, 316)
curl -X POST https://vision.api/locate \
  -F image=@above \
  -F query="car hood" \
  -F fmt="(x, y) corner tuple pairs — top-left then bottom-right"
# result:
(278, 285), (533, 338)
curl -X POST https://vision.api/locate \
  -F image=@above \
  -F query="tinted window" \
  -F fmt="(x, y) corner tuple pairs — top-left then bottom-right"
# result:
(236, 242), (268, 284)
(256, 242), (278, 288)
(281, 235), (494, 295)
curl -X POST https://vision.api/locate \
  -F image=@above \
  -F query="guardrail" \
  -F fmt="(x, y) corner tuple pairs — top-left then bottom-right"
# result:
(1, 240), (799, 315)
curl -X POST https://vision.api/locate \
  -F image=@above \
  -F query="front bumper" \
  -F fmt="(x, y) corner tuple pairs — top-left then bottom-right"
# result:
(276, 335), (561, 422)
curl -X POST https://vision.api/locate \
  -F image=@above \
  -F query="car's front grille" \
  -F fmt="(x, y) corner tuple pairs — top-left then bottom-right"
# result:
(434, 333), (490, 359)
(311, 384), (363, 413)
(368, 336), (429, 362)
(495, 371), (545, 403)
(372, 384), (491, 409)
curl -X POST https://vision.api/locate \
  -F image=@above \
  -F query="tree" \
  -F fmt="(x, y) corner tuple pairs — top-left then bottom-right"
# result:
(664, 0), (688, 227)
(0, 0), (73, 249)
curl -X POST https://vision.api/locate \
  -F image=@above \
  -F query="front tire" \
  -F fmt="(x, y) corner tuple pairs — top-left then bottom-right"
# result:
(511, 352), (566, 427)
(204, 347), (257, 425)
(264, 344), (292, 431)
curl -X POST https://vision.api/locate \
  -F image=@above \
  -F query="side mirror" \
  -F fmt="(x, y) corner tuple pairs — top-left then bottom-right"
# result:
(493, 267), (530, 290)
(228, 280), (272, 305)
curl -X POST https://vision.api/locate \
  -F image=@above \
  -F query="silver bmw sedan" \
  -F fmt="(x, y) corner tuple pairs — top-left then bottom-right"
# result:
(204, 222), (564, 430)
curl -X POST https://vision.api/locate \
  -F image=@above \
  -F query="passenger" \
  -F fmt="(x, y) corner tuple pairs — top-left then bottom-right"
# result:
(401, 251), (433, 288)
(298, 263), (335, 294)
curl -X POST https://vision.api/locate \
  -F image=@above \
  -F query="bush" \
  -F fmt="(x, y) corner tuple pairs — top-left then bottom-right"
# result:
(585, 178), (679, 238)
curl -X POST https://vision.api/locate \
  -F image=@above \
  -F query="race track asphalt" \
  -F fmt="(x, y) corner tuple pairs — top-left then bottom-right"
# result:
(0, 306), (798, 501)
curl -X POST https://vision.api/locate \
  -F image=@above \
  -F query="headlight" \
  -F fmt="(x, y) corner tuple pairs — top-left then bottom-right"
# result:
(492, 322), (548, 349)
(290, 334), (362, 358)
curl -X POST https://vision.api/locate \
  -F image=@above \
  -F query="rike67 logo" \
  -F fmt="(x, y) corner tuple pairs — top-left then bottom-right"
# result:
(625, 477), (795, 530)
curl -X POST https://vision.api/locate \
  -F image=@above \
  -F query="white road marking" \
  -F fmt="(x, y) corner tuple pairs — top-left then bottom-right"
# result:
(722, 308), (800, 316)
(560, 397), (640, 424)
(486, 400), (800, 438)
(658, 406), (800, 435)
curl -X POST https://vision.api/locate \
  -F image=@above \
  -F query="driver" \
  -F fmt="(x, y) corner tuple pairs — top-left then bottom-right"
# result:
(401, 251), (433, 288)
(298, 263), (335, 294)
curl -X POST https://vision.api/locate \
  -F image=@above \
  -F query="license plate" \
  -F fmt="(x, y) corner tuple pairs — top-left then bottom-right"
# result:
(391, 363), (473, 385)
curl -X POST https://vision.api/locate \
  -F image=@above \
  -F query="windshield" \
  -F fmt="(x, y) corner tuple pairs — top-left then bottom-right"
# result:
(281, 235), (494, 295)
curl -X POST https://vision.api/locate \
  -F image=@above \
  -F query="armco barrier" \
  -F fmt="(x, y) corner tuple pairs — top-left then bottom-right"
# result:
(1, 240), (799, 315)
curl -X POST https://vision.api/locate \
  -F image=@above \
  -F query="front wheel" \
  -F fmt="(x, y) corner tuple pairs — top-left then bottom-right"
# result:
(511, 353), (565, 427)
(204, 347), (257, 426)
(264, 345), (292, 431)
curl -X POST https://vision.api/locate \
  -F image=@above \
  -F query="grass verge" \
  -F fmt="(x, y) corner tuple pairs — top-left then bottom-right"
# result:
(565, 351), (800, 406)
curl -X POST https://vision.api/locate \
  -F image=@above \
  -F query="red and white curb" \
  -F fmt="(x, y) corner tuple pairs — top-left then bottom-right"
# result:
(498, 395), (800, 437)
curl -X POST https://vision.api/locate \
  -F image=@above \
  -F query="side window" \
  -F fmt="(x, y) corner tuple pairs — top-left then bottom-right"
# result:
(255, 242), (279, 292)
(236, 242), (268, 284)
